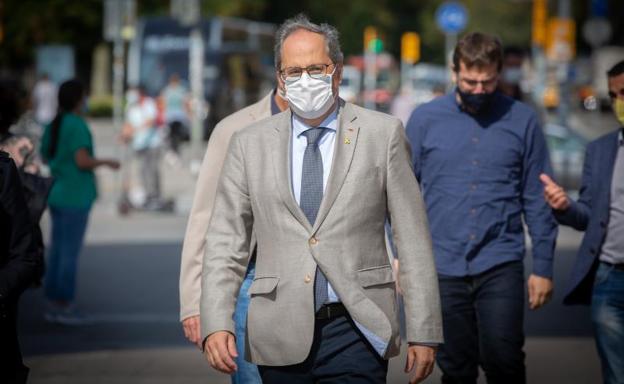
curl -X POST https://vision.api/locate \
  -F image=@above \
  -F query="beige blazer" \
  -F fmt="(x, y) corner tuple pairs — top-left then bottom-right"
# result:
(200, 101), (443, 366)
(179, 92), (272, 322)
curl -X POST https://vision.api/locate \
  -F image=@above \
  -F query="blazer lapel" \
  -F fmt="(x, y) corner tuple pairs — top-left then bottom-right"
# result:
(272, 109), (312, 231)
(313, 102), (360, 233)
(601, 132), (620, 205)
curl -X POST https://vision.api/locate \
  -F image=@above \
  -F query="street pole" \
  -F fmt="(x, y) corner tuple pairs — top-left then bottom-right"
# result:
(171, 0), (203, 174)
(364, 43), (376, 111)
(445, 32), (457, 90)
(112, 37), (124, 143)
(189, 28), (204, 175)
(531, 0), (548, 112)
(557, 0), (572, 128)
(104, 0), (135, 213)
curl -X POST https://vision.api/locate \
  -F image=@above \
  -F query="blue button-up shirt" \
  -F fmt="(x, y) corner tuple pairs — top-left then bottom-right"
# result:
(405, 92), (557, 278)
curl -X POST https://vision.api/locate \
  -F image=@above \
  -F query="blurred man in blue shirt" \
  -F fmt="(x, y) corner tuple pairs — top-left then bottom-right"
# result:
(405, 32), (557, 384)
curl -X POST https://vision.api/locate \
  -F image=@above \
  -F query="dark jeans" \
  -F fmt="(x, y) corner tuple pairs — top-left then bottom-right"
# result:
(591, 262), (624, 384)
(45, 206), (90, 302)
(437, 261), (526, 384)
(258, 314), (388, 384)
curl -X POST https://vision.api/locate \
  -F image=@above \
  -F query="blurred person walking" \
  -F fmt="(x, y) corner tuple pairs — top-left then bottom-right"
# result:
(541, 60), (624, 384)
(160, 73), (190, 156)
(1, 76), (50, 288)
(180, 86), (287, 383)
(40, 79), (119, 325)
(0, 78), (45, 384)
(31, 73), (57, 126)
(405, 32), (557, 384)
(121, 86), (170, 211)
(497, 46), (525, 101)
(201, 14), (442, 384)
(0, 152), (41, 384)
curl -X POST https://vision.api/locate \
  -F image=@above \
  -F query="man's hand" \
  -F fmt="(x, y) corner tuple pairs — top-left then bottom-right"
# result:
(405, 344), (436, 383)
(540, 174), (570, 211)
(182, 315), (202, 348)
(527, 274), (553, 310)
(204, 330), (238, 374)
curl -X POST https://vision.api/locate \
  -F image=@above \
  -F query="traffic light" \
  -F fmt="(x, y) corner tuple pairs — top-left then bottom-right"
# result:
(401, 32), (420, 64)
(364, 26), (383, 53)
(532, 0), (547, 47)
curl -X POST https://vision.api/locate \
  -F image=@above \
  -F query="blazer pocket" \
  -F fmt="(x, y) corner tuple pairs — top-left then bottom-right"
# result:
(357, 265), (394, 288)
(343, 167), (380, 185)
(248, 276), (279, 296)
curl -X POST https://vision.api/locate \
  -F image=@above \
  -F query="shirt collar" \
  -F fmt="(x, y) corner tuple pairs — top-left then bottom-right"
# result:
(292, 105), (339, 138)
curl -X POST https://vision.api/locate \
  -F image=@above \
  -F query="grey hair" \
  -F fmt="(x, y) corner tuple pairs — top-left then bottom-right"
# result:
(274, 14), (344, 70)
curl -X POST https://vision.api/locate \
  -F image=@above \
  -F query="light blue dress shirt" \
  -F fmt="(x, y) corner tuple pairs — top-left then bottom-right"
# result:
(291, 109), (339, 303)
(290, 107), (389, 356)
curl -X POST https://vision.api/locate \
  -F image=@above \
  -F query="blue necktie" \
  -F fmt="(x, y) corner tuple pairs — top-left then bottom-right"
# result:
(300, 127), (329, 312)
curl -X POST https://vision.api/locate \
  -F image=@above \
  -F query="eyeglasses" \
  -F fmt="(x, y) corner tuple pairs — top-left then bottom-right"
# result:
(459, 75), (499, 89)
(279, 63), (335, 81)
(608, 88), (624, 100)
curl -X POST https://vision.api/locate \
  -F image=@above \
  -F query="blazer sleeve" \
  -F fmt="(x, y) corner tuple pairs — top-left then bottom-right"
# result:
(385, 121), (443, 344)
(179, 121), (233, 322)
(200, 132), (253, 342)
(554, 142), (593, 230)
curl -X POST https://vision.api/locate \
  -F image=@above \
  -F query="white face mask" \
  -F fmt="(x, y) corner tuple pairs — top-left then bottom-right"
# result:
(284, 71), (336, 120)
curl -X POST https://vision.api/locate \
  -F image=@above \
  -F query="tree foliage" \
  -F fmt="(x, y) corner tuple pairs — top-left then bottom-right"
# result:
(0, 0), (102, 72)
(0, 0), (618, 74)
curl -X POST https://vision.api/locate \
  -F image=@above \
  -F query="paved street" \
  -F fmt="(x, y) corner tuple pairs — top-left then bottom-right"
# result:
(18, 117), (605, 383)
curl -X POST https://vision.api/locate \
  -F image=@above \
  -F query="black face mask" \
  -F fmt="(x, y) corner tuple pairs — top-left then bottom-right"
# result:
(456, 87), (495, 114)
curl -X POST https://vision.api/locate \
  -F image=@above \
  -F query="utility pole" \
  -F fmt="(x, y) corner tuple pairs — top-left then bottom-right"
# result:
(553, 0), (574, 127)
(104, 0), (136, 214)
(435, 2), (468, 89)
(401, 32), (420, 91)
(363, 26), (379, 111)
(531, 0), (548, 108)
(171, 0), (204, 174)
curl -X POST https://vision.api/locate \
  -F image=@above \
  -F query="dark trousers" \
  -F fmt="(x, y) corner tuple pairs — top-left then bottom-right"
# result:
(437, 261), (526, 384)
(258, 314), (388, 384)
(591, 262), (624, 384)
(0, 302), (29, 384)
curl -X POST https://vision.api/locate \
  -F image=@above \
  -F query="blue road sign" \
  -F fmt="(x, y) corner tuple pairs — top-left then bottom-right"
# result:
(436, 1), (468, 34)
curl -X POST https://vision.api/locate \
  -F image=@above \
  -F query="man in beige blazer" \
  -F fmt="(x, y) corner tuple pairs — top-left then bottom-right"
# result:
(201, 15), (442, 384)
(179, 88), (288, 382)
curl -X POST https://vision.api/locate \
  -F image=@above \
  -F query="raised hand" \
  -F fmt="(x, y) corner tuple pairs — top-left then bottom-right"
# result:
(539, 173), (570, 211)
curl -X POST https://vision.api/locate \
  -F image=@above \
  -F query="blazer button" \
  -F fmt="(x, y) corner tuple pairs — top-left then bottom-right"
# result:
(304, 274), (312, 283)
(600, 221), (607, 228)
(590, 248), (597, 255)
(309, 237), (318, 245)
